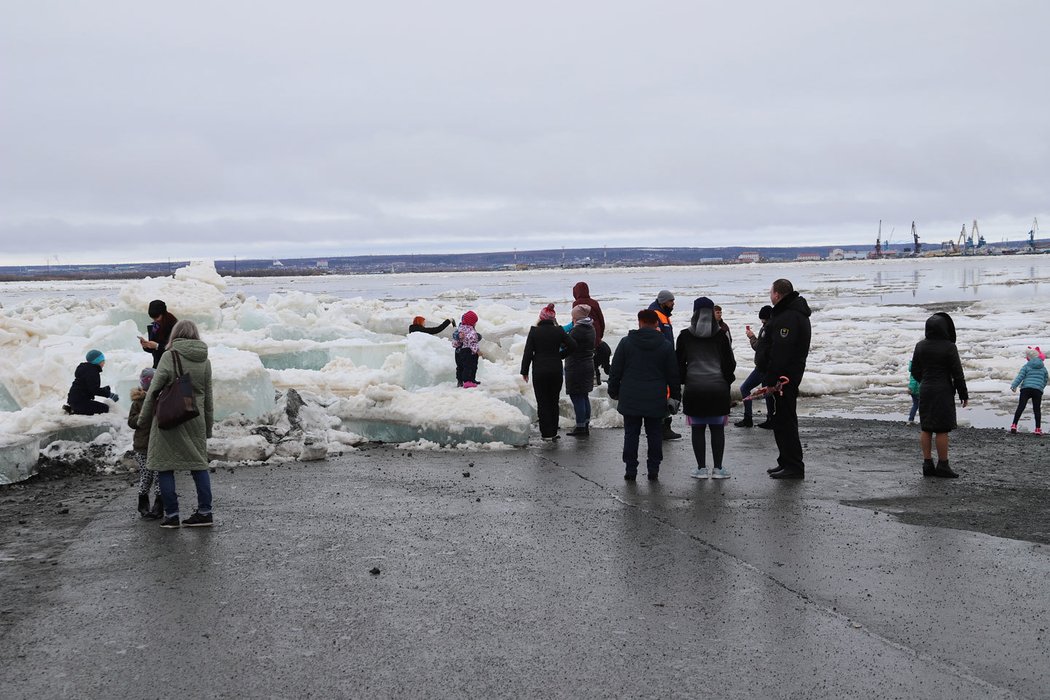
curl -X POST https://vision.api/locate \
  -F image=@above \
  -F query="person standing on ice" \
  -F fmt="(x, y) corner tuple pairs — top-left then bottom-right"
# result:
(677, 298), (736, 478)
(571, 282), (606, 383)
(521, 304), (577, 441)
(1010, 346), (1047, 435)
(647, 289), (682, 441)
(736, 305), (774, 428)
(452, 310), (482, 388)
(139, 299), (178, 369)
(607, 309), (681, 481)
(65, 349), (119, 415)
(409, 316), (453, 335)
(137, 320), (215, 528)
(910, 312), (968, 478)
(761, 279), (812, 480)
(564, 304), (596, 438)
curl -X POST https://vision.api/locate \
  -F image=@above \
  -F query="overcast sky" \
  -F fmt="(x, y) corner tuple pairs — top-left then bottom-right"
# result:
(2, 1), (1047, 265)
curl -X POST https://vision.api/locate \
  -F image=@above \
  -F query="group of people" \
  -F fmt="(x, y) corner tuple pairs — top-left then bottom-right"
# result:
(65, 299), (216, 529)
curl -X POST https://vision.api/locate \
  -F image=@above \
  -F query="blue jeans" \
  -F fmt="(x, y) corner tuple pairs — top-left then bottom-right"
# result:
(909, 393), (919, 422)
(158, 469), (213, 518)
(740, 368), (773, 420)
(569, 393), (591, 426)
(622, 415), (663, 476)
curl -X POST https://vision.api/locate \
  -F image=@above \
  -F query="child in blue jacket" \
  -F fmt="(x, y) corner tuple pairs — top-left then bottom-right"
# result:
(1010, 347), (1048, 435)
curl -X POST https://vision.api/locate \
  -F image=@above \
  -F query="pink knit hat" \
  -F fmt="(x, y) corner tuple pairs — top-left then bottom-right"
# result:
(538, 303), (557, 322)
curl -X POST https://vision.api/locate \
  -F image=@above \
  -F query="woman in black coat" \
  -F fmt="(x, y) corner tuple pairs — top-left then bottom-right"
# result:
(910, 312), (968, 478)
(676, 298), (736, 478)
(564, 305), (597, 437)
(521, 304), (577, 441)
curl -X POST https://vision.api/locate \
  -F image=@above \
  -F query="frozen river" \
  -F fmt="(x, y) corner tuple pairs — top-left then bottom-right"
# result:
(1, 254), (1048, 457)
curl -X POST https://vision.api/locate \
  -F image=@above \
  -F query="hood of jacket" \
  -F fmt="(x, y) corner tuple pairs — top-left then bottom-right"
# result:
(572, 282), (591, 300)
(772, 291), (812, 319)
(1024, 357), (1046, 373)
(924, 312), (956, 343)
(626, 327), (668, 351)
(130, 387), (146, 401)
(688, 308), (717, 338)
(573, 317), (594, 327)
(169, 338), (209, 363)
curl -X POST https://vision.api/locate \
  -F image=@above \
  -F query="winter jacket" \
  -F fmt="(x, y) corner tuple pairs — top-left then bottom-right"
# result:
(127, 388), (151, 452)
(410, 319), (452, 335)
(67, 362), (111, 409)
(144, 312), (178, 369)
(138, 338), (214, 472)
(607, 327), (681, 417)
(453, 324), (481, 354)
(910, 312), (967, 433)
(1011, 358), (1048, 393)
(759, 291), (812, 386)
(521, 320), (577, 379)
(571, 282), (606, 343)
(908, 362), (920, 396)
(564, 319), (596, 395)
(676, 309), (736, 418)
(647, 300), (675, 346)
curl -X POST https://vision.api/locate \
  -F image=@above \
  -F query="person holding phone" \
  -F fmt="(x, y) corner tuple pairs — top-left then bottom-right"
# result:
(140, 299), (178, 369)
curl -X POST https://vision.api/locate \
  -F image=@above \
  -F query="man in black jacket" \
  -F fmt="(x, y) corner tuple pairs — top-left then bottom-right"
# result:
(759, 279), (812, 479)
(607, 310), (681, 481)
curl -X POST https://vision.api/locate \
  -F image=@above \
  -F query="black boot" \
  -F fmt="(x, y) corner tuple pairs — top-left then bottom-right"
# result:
(922, 459), (935, 477)
(567, 426), (589, 438)
(735, 417), (754, 428)
(933, 460), (958, 478)
(662, 417), (681, 441)
(137, 494), (150, 517)
(147, 495), (164, 519)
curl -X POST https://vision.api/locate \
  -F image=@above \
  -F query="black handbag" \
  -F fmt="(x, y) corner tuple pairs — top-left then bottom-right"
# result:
(156, 350), (200, 429)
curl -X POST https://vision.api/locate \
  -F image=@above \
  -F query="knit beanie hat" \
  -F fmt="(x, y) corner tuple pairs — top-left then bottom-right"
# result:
(759, 305), (773, 320)
(657, 290), (675, 304)
(461, 310), (478, 326)
(1027, 346), (1044, 361)
(412, 316), (425, 326)
(147, 300), (167, 317)
(538, 303), (557, 322)
(139, 367), (155, 389)
(86, 349), (105, 365)
(571, 304), (590, 321)
(693, 296), (713, 312)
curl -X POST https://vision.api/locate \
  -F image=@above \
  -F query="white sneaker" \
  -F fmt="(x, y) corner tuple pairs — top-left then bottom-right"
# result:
(711, 467), (731, 479)
(690, 468), (710, 479)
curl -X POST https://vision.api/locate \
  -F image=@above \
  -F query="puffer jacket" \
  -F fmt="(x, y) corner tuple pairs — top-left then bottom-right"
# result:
(138, 338), (214, 471)
(564, 319), (596, 395)
(607, 327), (681, 417)
(127, 388), (152, 452)
(1011, 358), (1048, 393)
(676, 309), (736, 417)
(911, 312), (967, 433)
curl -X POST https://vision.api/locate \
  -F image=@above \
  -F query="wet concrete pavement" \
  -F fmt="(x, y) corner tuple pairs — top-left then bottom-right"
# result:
(2, 421), (1048, 698)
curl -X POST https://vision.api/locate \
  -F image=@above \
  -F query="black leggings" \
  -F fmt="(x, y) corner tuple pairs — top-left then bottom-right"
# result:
(1013, 388), (1043, 428)
(691, 424), (725, 469)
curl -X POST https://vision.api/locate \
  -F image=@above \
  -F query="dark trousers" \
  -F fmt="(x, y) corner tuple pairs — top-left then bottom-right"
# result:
(455, 350), (478, 385)
(740, 368), (774, 420)
(771, 384), (804, 472)
(909, 393), (919, 422)
(533, 371), (563, 438)
(569, 393), (591, 426)
(68, 400), (109, 415)
(1013, 388), (1043, 428)
(622, 414), (663, 475)
(158, 469), (213, 518)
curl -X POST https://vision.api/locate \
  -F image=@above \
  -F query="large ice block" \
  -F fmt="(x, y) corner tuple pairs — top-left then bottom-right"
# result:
(331, 385), (530, 446)
(403, 332), (456, 388)
(209, 347), (276, 420)
(0, 435), (39, 485)
(0, 381), (19, 412)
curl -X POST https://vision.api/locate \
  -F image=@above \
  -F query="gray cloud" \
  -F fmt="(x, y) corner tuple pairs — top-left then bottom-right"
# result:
(2, 1), (1047, 264)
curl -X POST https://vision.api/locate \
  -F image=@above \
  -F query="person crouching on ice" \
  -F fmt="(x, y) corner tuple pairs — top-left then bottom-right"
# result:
(65, 349), (118, 415)
(453, 310), (482, 388)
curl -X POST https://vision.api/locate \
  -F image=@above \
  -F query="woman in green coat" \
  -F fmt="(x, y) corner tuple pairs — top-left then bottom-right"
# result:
(138, 320), (215, 528)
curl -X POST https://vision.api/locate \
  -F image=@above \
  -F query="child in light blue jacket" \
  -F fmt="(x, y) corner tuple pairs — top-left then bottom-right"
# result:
(1010, 347), (1048, 435)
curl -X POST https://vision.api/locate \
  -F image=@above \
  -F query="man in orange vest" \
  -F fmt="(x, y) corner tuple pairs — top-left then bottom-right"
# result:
(647, 290), (681, 440)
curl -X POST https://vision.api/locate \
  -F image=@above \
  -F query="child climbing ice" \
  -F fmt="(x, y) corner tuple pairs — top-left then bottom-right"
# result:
(452, 310), (482, 388)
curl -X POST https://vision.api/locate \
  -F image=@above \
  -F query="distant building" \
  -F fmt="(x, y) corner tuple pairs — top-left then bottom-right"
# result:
(698, 257), (724, 265)
(737, 251), (761, 263)
(796, 252), (821, 262)
(315, 260), (329, 269)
